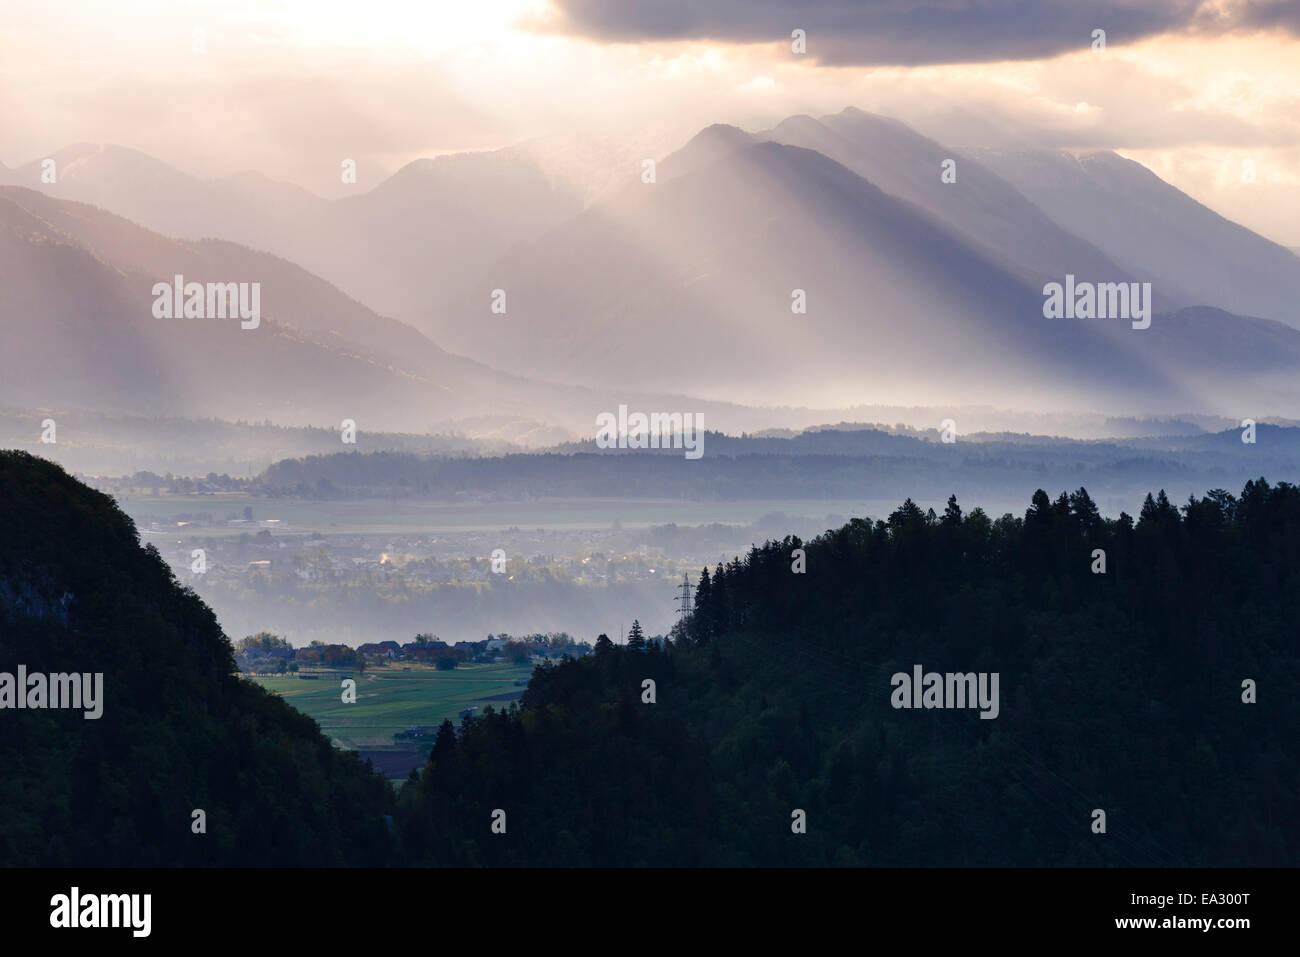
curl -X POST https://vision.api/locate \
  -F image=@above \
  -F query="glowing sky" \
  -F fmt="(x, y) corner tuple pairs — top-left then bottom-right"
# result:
(2, 0), (1297, 243)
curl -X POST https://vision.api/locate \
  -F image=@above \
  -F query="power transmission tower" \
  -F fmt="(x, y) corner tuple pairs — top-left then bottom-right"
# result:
(675, 572), (693, 623)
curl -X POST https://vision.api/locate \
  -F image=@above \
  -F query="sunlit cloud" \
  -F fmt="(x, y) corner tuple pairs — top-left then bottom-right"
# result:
(0, 0), (1296, 241)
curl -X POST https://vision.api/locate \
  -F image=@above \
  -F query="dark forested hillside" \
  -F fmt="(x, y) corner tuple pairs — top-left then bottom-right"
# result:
(4, 452), (1296, 866)
(398, 480), (1299, 866)
(0, 451), (395, 865)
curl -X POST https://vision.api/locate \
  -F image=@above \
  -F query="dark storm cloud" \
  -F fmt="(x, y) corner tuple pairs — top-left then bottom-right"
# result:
(1230, 0), (1300, 31)
(538, 0), (1297, 65)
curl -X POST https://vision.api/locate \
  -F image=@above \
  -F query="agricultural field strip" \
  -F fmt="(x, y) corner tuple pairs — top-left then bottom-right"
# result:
(252, 666), (532, 747)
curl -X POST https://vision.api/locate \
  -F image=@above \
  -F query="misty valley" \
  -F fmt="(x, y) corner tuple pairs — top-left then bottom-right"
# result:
(1, 11), (1297, 932)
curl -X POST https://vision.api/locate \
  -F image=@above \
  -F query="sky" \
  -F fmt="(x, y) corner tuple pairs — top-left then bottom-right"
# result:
(2, 0), (1298, 244)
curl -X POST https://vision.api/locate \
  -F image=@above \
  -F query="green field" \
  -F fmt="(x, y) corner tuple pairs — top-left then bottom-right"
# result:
(250, 662), (535, 778)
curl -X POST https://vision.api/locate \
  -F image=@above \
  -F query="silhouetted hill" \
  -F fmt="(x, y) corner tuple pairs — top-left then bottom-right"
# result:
(398, 479), (1299, 865)
(0, 451), (395, 865)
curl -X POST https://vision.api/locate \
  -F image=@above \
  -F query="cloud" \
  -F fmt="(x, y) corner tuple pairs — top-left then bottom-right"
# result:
(535, 0), (1296, 66)
(1229, 0), (1300, 32)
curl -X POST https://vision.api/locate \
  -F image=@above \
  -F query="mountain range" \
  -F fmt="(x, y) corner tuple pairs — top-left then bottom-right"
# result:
(0, 185), (804, 435)
(6, 108), (1300, 430)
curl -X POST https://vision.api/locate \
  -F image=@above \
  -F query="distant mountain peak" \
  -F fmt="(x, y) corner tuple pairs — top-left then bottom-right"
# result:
(661, 123), (758, 180)
(829, 106), (912, 131)
(769, 114), (829, 135)
(680, 123), (756, 152)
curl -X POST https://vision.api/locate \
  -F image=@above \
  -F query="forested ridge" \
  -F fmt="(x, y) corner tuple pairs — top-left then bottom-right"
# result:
(2, 449), (1296, 866)
(400, 482), (1299, 865)
(0, 451), (396, 865)
(253, 428), (1300, 507)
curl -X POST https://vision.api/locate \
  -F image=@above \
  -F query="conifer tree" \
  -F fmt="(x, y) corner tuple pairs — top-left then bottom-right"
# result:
(627, 619), (646, 653)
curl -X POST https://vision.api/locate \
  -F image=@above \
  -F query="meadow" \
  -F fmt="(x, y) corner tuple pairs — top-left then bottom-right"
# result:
(250, 661), (535, 778)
